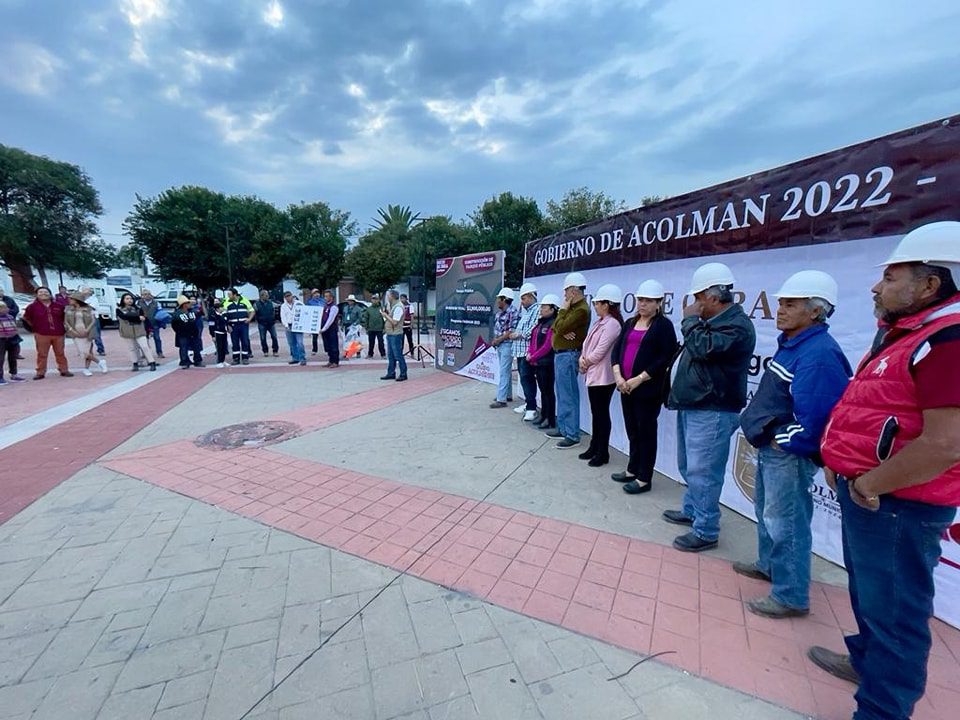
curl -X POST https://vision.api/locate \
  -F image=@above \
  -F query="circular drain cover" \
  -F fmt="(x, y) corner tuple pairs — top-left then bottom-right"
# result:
(195, 420), (300, 450)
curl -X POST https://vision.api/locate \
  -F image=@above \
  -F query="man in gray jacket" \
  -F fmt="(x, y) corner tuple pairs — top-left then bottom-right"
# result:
(664, 262), (757, 552)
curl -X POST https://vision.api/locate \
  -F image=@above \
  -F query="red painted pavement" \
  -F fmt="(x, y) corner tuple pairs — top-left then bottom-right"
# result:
(101, 445), (960, 719)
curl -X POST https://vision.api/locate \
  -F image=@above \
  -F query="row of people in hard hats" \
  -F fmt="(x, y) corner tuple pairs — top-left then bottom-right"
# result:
(490, 220), (960, 720)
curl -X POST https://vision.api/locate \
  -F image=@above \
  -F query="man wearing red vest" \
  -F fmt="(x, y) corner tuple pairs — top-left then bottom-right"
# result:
(809, 221), (960, 720)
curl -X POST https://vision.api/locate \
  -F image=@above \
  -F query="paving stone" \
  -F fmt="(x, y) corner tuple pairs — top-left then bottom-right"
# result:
(147, 548), (229, 581)
(277, 684), (374, 720)
(140, 585), (213, 646)
(113, 630), (225, 692)
(72, 578), (170, 621)
(203, 639), (277, 720)
(0, 558), (47, 605)
(428, 695), (482, 720)
(499, 619), (563, 684)
(157, 669), (215, 710)
(266, 529), (315, 554)
(443, 590), (484, 615)
(0, 629), (56, 685)
(168, 569), (220, 592)
(95, 535), (169, 588)
(0, 677), (55, 717)
(371, 658), (428, 718)
(547, 635), (602, 672)
(531, 663), (638, 720)
(331, 559), (396, 595)
(361, 587), (421, 669)
(278, 602), (321, 658)
(153, 698), (205, 720)
(28, 541), (127, 581)
(96, 684), (164, 720)
(211, 554), (290, 599)
(0, 572), (101, 612)
(107, 607), (156, 632)
(408, 598), (462, 654)
(23, 617), (110, 680)
(451, 607), (498, 645)
(456, 637), (512, 676)
(225, 617), (282, 650)
(200, 586), (286, 632)
(83, 625), (146, 668)
(320, 592), (360, 620)
(416, 649), (469, 706)
(0, 600), (81, 640)
(401, 575), (448, 604)
(465, 662), (543, 720)
(31, 662), (123, 720)
(268, 639), (369, 708)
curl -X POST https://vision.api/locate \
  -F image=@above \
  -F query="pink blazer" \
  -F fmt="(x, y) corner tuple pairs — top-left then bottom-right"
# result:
(581, 315), (621, 386)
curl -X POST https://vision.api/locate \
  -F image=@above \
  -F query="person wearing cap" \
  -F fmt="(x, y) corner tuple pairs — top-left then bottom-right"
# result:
(307, 288), (323, 354)
(527, 294), (560, 430)
(64, 293), (106, 376)
(510, 282), (541, 420)
(280, 291), (306, 365)
(254, 290), (279, 358)
(735, 271), (851, 619)
(577, 284), (624, 465)
(611, 280), (679, 494)
(362, 293), (386, 359)
(224, 287), (255, 365)
(381, 289), (407, 381)
(171, 295), (203, 368)
(807, 221), (960, 719)
(207, 299), (230, 367)
(342, 294), (363, 337)
(548, 272), (591, 448)
(663, 262), (756, 552)
(489, 287), (520, 408)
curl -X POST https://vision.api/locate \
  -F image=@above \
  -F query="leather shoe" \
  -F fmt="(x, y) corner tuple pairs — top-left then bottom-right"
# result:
(622, 479), (651, 494)
(587, 456), (608, 467)
(732, 561), (771, 582)
(746, 596), (808, 619)
(807, 646), (859, 685)
(662, 509), (694, 526)
(396, 376), (407, 382)
(577, 449), (595, 460)
(610, 472), (636, 483)
(673, 532), (717, 553)
(380, 375), (395, 380)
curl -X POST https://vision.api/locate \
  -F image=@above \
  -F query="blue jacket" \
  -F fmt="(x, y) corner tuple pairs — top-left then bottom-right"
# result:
(739, 323), (852, 459)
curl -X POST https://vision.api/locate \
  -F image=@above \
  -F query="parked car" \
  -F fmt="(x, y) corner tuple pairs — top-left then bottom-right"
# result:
(155, 289), (186, 310)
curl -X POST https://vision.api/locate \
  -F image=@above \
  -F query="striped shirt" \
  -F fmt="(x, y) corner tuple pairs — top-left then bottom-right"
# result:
(494, 305), (519, 340)
(512, 302), (541, 358)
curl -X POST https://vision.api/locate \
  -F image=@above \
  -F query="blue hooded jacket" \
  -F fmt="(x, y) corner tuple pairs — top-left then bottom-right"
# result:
(739, 323), (852, 459)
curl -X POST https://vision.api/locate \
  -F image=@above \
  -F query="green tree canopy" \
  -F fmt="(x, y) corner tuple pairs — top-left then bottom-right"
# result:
(471, 192), (544, 286)
(0, 144), (108, 288)
(406, 216), (479, 289)
(543, 186), (626, 234)
(283, 201), (356, 291)
(372, 204), (420, 233)
(344, 226), (409, 294)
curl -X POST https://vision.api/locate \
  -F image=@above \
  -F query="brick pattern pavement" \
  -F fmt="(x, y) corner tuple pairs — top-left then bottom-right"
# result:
(101, 437), (960, 717)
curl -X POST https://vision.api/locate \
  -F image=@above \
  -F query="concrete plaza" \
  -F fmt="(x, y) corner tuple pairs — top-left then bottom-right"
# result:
(1, 357), (957, 719)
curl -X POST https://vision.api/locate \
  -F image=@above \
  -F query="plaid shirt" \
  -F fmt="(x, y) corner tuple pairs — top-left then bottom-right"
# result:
(493, 304), (520, 341)
(512, 302), (541, 358)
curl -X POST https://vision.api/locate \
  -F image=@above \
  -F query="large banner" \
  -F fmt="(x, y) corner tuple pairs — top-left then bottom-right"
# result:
(434, 251), (505, 384)
(523, 115), (960, 628)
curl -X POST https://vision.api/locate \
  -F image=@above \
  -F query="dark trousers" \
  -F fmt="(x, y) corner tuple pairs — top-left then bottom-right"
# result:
(230, 323), (251, 361)
(403, 327), (414, 355)
(321, 328), (339, 364)
(258, 322), (279, 353)
(517, 357), (538, 411)
(838, 479), (955, 720)
(621, 393), (662, 483)
(0, 337), (18, 378)
(177, 335), (203, 366)
(367, 331), (385, 358)
(533, 362), (555, 425)
(214, 334), (228, 364)
(586, 384), (616, 461)
(312, 333), (319, 353)
(190, 335), (203, 365)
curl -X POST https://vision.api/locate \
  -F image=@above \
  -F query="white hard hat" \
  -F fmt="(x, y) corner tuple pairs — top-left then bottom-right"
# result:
(593, 284), (623, 304)
(518, 282), (538, 297)
(496, 287), (515, 301)
(774, 270), (839, 306)
(563, 272), (587, 289)
(635, 279), (665, 299)
(689, 262), (735, 295)
(347, 294), (356, 301)
(540, 293), (561, 307)
(879, 221), (960, 286)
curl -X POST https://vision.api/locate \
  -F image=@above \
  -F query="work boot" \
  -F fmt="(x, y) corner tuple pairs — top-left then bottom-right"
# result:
(808, 646), (859, 685)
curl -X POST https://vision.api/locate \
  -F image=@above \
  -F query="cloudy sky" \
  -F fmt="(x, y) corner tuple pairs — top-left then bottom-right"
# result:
(2, 0), (959, 244)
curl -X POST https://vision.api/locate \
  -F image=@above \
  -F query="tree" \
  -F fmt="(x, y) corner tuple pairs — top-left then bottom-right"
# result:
(471, 192), (544, 286)
(543, 187), (626, 234)
(406, 216), (479, 289)
(224, 195), (287, 291)
(0, 144), (108, 289)
(283, 201), (355, 291)
(640, 195), (664, 207)
(371, 204), (420, 233)
(115, 242), (149, 274)
(344, 228), (409, 294)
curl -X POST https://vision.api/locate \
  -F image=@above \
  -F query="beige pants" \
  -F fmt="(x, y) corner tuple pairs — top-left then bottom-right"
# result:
(127, 335), (156, 364)
(70, 337), (97, 367)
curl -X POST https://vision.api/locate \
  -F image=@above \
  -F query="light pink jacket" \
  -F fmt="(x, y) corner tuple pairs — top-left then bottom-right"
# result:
(580, 315), (620, 386)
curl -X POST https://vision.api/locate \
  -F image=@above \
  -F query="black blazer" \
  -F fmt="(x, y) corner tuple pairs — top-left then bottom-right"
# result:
(611, 313), (679, 402)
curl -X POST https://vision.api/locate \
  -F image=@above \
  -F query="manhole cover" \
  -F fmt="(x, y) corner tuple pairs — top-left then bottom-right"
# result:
(195, 420), (300, 450)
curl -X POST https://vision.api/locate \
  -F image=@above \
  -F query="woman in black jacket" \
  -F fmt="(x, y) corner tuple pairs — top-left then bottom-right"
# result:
(610, 280), (678, 494)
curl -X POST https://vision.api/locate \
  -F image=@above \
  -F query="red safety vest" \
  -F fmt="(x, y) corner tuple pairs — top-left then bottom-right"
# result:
(820, 294), (960, 506)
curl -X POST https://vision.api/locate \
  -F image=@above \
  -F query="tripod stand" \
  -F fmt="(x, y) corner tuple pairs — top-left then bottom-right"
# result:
(410, 295), (434, 367)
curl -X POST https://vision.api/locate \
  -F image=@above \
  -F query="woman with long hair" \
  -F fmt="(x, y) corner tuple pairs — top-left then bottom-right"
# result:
(65, 293), (107, 376)
(611, 280), (678, 493)
(527, 293), (561, 430)
(117, 292), (157, 371)
(578, 284), (624, 467)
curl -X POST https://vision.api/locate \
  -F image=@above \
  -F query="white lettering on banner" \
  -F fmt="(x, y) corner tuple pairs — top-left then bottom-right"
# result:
(529, 233), (960, 629)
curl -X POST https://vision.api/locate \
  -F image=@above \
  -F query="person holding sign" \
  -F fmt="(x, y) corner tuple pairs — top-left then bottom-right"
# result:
(547, 272), (591, 449)
(809, 222), (960, 720)
(663, 262), (756, 552)
(736, 271), (851, 619)
(280, 291), (306, 366)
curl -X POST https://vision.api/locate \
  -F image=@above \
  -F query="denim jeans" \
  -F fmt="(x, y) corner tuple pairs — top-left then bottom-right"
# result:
(838, 479), (955, 720)
(286, 329), (304, 362)
(517, 357), (538, 411)
(677, 409), (740, 541)
(496, 343), (513, 402)
(258, 322), (279, 353)
(754, 445), (817, 609)
(554, 350), (581, 442)
(93, 317), (105, 354)
(152, 326), (163, 355)
(386, 334), (407, 378)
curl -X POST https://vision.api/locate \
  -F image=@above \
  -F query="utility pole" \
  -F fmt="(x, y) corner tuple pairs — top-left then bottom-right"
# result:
(225, 225), (233, 288)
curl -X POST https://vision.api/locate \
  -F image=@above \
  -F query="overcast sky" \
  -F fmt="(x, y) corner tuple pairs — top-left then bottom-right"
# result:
(2, 0), (959, 244)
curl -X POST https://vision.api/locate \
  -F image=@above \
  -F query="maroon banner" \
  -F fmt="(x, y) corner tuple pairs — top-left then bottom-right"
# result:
(524, 115), (960, 278)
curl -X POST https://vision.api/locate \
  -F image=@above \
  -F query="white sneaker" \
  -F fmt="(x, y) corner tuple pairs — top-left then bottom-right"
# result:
(216, 362), (226, 368)
(83, 369), (93, 377)
(513, 404), (526, 414)
(523, 410), (538, 422)
(98, 359), (108, 373)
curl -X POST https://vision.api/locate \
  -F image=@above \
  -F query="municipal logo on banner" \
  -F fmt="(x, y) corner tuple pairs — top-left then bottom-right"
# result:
(733, 433), (758, 503)
(453, 336), (498, 385)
